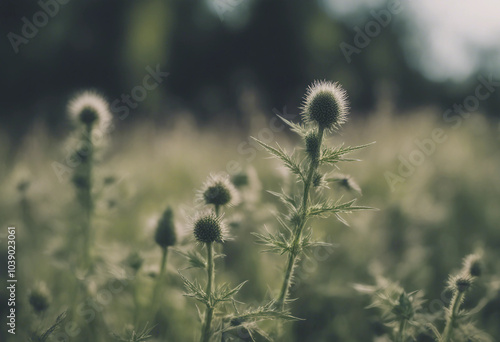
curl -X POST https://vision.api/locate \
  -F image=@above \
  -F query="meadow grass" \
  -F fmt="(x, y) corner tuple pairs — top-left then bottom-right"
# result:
(0, 90), (499, 341)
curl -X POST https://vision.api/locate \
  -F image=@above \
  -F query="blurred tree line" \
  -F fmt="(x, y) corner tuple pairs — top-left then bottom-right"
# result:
(1, 0), (498, 140)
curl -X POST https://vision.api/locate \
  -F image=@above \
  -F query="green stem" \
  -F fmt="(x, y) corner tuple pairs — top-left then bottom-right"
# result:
(159, 246), (168, 280)
(201, 242), (215, 342)
(82, 125), (94, 269)
(276, 128), (324, 310)
(151, 247), (168, 316)
(441, 291), (464, 342)
(397, 319), (406, 342)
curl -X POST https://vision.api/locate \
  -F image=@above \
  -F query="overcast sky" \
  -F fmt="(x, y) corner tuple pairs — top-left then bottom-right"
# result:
(323, 0), (500, 81)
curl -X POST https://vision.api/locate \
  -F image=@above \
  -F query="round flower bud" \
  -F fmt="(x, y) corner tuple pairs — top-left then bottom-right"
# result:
(463, 254), (482, 277)
(193, 212), (225, 244)
(29, 284), (51, 314)
(68, 91), (112, 132)
(199, 174), (240, 207)
(302, 81), (348, 131)
(449, 274), (473, 293)
(154, 207), (177, 248)
(305, 132), (321, 161)
(312, 171), (323, 188)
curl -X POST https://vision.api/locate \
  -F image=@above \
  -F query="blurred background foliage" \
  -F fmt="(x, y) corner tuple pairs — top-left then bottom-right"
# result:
(1, 0), (500, 341)
(1, 0), (500, 138)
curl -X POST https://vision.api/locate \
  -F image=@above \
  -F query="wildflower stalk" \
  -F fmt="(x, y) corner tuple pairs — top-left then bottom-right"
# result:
(150, 207), (177, 317)
(440, 290), (465, 342)
(68, 91), (111, 270)
(397, 319), (406, 342)
(181, 175), (243, 342)
(201, 241), (215, 342)
(276, 127), (324, 310)
(81, 124), (94, 269)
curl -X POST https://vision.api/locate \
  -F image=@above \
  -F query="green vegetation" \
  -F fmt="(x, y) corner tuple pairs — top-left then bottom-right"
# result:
(1, 85), (499, 341)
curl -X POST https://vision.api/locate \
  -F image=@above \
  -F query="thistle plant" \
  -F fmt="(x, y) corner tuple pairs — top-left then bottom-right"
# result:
(68, 91), (112, 269)
(150, 206), (177, 316)
(358, 254), (491, 342)
(435, 254), (486, 342)
(181, 174), (247, 342)
(355, 279), (427, 341)
(252, 80), (372, 310)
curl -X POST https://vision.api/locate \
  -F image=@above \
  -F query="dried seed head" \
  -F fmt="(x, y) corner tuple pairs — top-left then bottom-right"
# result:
(68, 91), (112, 132)
(199, 174), (240, 207)
(302, 81), (348, 132)
(462, 254), (482, 277)
(154, 207), (177, 248)
(193, 212), (225, 244)
(29, 284), (51, 314)
(449, 274), (473, 293)
(305, 131), (321, 161)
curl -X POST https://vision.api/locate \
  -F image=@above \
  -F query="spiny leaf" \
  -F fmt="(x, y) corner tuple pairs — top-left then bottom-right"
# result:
(112, 323), (154, 342)
(251, 137), (305, 181)
(179, 273), (209, 306)
(267, 190), (297, 210)
(307, 198), (375, 220)
(276, 115), (309, 137)
(38, 311), (67, 341)
(319, 142), (375, 165)
(252, 228), (292, 255)
(214, 280), (248, 304)
(174, 249), (206, 269)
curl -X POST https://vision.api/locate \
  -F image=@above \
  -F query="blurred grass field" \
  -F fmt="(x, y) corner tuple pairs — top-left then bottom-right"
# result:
(1, 104), (500, 341)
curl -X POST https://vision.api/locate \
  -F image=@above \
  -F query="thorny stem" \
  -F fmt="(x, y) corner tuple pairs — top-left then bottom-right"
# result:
(276, 128), (324, 310)
(441, 291), (465, 342)
(201, 242), (215, 342)
(82, 124), (94, 270)
(397, 319), (407, 342)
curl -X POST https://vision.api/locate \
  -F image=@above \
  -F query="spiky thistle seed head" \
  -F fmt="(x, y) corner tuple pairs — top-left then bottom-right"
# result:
(448, 274), (474, 293)
(305, 131), (321, 161)
(192, 212), (226, 244)
(68, 91), (112, 132)
(199, 174), (240, 207)
(154, 207), (177, 248)
(462, 254), (482, 277)
(29, 284), (51, 314)
(302, 81), (348, 132)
